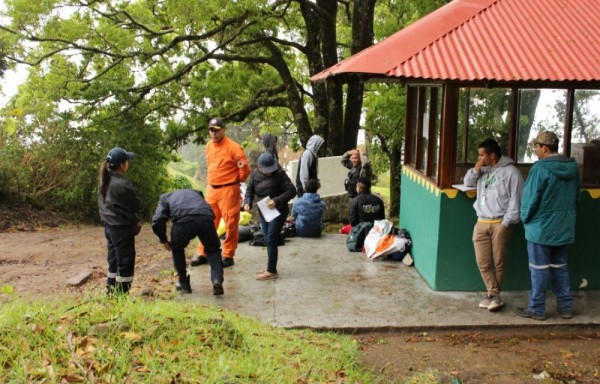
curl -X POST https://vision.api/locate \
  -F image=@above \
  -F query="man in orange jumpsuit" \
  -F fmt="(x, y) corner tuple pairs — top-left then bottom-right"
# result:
(191, 118), (251, 268)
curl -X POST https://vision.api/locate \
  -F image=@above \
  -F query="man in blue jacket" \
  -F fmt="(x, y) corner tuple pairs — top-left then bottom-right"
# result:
(292, 179), (327, 237)
(152, 189), (224, 296)
(516, 131), (580, 321)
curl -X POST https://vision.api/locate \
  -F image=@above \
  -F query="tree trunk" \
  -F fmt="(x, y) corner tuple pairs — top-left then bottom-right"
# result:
(263, 41), (313, 146)
(318, 0), (343, 155)
(300, 1), (328, 146)
(389, 142), (402, 222)
(341, 0), (376, 154)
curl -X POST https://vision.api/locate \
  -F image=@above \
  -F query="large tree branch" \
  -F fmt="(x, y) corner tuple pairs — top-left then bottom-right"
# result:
(236, 35), (306, 54)
(226, 96), (289, 122)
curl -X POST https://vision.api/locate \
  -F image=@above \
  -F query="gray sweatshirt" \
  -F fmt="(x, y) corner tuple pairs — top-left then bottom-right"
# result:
(463, 156), (524, 227)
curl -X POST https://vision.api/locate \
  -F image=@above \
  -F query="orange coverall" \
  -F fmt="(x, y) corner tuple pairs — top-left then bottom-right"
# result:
(197, 136), (251, 258)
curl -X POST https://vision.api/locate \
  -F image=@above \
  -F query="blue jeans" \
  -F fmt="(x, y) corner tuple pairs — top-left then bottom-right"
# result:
(260, 212), (286, 273)
(526, 241), (573, 316)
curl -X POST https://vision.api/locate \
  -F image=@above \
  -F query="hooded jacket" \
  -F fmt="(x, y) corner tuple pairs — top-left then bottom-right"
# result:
(296, 135), (324, 194)
(463, 155), (524, 227)
(292, 192), (327, 237)
(520, 155), (580, 246)
(262, 134), (278, 161)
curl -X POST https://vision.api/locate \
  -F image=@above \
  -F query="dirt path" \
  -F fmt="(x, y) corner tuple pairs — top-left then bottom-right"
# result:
(1, 226), (599, 383)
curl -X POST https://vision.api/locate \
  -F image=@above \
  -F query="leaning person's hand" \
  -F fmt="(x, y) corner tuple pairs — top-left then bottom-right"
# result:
(134, 223), (142, 236)
(163, 242), (172, 251)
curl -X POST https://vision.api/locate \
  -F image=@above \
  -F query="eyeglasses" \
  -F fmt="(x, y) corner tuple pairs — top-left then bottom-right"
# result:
(208, 128), (221, 133)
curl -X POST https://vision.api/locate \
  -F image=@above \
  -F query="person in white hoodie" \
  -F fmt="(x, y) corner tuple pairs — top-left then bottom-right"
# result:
(464, 138), (524, 312)
(295, 135), (324, 197)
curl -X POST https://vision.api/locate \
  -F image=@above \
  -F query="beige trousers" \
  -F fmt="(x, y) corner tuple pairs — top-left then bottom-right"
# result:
(472, 221), (513, 296)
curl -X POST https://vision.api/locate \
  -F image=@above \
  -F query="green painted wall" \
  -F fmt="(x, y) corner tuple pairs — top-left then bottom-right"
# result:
(568, 190), (600, 290)
(436, 191), (530, 291)
(400, 168), (600, 291)
(400, 170), (441, 289)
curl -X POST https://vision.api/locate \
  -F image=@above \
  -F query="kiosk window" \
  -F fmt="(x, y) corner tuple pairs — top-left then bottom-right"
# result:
(571, 90), (600, 186)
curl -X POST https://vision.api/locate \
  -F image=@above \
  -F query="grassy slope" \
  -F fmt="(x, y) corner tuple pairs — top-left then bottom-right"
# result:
(0, 296), (381, 383)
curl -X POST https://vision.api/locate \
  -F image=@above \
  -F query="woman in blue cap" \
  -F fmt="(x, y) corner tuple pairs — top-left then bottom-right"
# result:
(98, 147), (141, 295)
(244, 152), (296, 280)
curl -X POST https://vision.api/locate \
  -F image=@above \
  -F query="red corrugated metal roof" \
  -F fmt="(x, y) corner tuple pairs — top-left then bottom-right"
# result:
(311, 0), (600, 83)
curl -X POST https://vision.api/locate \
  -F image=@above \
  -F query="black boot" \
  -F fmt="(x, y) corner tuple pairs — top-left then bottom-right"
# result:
(106, 278), (117, 297)
(177, 274), (192, 294)
(114, 281), (131, 295)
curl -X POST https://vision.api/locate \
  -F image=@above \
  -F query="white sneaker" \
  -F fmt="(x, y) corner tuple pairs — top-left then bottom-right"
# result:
(479, 295), (492, 309)
(488, 295), (504, 312)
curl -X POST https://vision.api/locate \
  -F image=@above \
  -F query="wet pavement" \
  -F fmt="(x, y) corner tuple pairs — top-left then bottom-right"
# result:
(187, 234), (600, 330)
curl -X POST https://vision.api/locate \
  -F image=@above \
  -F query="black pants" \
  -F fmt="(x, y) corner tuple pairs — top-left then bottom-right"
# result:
(104, 224), (136, 291)
(171, 217), (224, 284)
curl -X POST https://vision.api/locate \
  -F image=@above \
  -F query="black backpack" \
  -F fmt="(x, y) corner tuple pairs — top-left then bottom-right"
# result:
(346, 221), (374, 252)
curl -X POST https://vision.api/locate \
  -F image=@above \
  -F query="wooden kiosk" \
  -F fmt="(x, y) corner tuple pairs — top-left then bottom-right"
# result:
(312, 0), (600, 290)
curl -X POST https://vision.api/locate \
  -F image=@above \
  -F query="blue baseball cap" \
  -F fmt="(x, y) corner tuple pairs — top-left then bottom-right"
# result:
(105, 147), (136, 167)
(257, 152), (279, 174)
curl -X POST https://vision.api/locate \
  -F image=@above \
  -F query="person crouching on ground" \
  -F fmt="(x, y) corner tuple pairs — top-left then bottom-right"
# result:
(98, 147), (141, 296)
(349, 178), (385, 226)
(291, 178), (327, 237)
(463, 138), (524, 312)
(244, 152), (296, 280)
(151, 189), (225, 295)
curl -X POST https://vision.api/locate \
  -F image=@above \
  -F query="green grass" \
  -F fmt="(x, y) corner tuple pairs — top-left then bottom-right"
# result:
(0, 295), (381, 383)
(372, 170), (390, 204)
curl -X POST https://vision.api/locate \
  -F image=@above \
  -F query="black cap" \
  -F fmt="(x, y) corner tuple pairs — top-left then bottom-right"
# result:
(105, 147), (135, 168)
(208, 118), (225, 130)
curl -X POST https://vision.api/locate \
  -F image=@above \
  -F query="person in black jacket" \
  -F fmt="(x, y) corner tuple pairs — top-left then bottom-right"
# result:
(341, 149), (373, 198)
(349, 178), (385, 226)
(244, 152), (296, 280)
(98, 147), (141, 295)
(151, 189), (224, 295)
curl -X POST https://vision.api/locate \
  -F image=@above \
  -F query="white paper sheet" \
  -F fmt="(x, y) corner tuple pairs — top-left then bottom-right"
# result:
(452, 184), (477, 192)
(257, 196), (281, 222)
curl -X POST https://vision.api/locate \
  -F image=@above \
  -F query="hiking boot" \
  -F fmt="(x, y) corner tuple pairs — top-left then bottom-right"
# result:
(177, 274), (192, 294)
(190, 254), (208, 267)
(479, 295), (492, 309)
(515, 307), (546, 321)
(222, 257), (235, 268)
(212, 281), (224, 296)
(256, 270), (278, 280)
(558, 310), (573, 319)
(487, 295), (504, 312)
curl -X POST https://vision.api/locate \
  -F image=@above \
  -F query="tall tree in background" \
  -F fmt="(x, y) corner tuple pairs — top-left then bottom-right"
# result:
(0, 0), (451, 219)
(0, 0), (380, 153)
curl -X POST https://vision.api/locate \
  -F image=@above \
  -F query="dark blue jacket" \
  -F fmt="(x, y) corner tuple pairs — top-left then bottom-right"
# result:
(245, 168), (296, 215)
(98, 170), (140, 226)
(349, 191), (385, 226)
(292, 193), (327, 237)
(151, 189), (214, 244)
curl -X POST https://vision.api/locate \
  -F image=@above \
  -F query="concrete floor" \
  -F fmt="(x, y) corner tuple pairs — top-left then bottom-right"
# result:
(187, 234), (600, 330)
